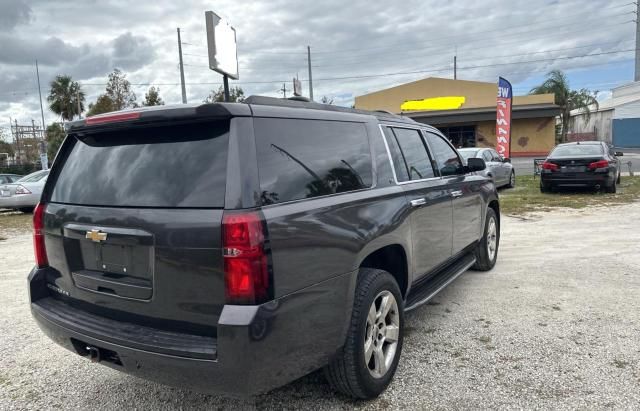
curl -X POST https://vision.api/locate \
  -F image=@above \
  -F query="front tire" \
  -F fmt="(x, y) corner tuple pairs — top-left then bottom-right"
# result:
(540, 181), (551, 193)
(506, 171), (515, 188)
(324, 268), (404, 399)
(605, 181), (617, 193)
(472, 207), (499, 271)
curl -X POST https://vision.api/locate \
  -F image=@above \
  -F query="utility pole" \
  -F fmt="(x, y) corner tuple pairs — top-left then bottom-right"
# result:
(35, 60), (46, 133)
(307, 46), (314, 101)
(177, 28), (188, 103)
(76, 90), (82, 119)
(280, 83), (288, 98)
(635, 1), (640, 81)
(454, 55), (457, 80)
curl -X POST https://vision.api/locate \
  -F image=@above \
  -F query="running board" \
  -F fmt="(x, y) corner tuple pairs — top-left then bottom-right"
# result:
(404, 254), (476, 312)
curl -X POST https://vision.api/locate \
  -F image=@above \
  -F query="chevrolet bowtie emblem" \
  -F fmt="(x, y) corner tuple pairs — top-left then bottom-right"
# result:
(85, 229), (108, 243)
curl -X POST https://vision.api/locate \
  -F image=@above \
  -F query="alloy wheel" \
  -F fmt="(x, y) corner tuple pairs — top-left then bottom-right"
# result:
(364, 290), (400, 379)
(487, 217), (497, 260)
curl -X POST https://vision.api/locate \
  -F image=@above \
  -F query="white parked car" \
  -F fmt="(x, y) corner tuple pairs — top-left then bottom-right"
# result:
(0, 170), (49, 212)
(458, 148), (515, 188)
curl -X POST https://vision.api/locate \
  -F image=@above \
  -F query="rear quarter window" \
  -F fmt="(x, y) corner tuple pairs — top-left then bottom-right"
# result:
(50, 121), (229, 208)
(254, 118), (372, 205)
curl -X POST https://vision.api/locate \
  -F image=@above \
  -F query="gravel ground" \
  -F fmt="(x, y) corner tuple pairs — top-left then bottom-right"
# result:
(1, 203), (640, 410)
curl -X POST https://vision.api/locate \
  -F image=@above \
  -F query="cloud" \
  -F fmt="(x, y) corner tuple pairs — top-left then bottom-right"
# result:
(0, 0), (636, 128)
(0, 0), (32, 31)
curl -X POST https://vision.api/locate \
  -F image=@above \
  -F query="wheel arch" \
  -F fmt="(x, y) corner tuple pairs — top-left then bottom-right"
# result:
(359, 244), (409, 299)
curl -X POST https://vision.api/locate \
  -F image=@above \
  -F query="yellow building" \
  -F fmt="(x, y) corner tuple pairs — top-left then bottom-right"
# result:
(355, 77), (560, 157)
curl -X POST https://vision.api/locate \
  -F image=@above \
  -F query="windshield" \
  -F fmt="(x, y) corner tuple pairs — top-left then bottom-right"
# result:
(551, 144), (603, 157)
(17, 170), (49, 183)
(458, 150), (479, 160)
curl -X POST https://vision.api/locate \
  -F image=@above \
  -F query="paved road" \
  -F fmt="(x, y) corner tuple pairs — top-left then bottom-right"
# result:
(512, 150), (640, 176)
(2, 203), (640, 409)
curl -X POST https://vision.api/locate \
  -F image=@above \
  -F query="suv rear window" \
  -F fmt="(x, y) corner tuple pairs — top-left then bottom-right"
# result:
(50, 121), (229, 208)
(254, 118), (372, 205)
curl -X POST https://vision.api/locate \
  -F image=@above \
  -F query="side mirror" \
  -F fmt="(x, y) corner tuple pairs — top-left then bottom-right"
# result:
(615, 151), (624, 157)
(502, 157), (511, 163)
(467, 157), (486, 172)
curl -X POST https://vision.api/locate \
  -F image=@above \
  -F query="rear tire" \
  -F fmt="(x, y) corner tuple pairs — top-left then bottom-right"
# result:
(18, 207), (34, 213)
(506, 171), (515, 188)
(605, 181), (617, 193)
(617, 172), (621, 184)
(472, 207), (499, 271)
(540, 181), (551, 193)
(324, 268), (404, 399)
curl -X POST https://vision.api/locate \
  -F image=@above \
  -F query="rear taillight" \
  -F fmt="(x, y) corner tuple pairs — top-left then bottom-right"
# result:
(542, 161), (559, 171)
(15, 185), (31, 195)
(222, 211), (270, 305)
(33, 202), (48, 268)
(588, 160), (609, 170)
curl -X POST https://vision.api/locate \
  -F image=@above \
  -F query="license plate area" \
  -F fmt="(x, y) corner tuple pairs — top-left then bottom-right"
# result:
(63, 223), (154, 300)
(561, 165), (586, 173)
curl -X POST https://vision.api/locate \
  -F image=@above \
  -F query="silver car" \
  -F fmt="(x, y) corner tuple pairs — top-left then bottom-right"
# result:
(458, 148), (515, 188)
(0, 169), (49, 212)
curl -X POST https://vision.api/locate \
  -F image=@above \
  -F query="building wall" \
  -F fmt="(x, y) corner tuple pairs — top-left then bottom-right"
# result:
(355, 77), (554, 113)
(614, 99), (640, 119)
(474, 117), (555, 157)
(569, 109), (613, 143)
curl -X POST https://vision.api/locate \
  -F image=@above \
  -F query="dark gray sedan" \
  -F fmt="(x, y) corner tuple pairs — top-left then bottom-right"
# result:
(458, 148), (515, 188)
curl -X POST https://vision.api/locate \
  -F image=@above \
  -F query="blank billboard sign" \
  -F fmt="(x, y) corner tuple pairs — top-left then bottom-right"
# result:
(205, 11), (239, 79)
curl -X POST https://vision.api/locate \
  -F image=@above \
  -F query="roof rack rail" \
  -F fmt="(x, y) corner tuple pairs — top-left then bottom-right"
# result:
(243, 95), (410, 121)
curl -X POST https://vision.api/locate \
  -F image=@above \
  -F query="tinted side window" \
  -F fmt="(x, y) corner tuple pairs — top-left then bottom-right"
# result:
(390, 128), (435, 181)
(490, 150), (502, 161)
(255, 118), (372, 205)
(425, 132), (465, 176)
(482, 151), (492, 162)
(382, 127), (410, 182)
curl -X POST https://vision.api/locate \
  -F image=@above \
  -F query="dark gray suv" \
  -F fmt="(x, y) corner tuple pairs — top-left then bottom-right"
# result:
(28, 97), (500, 399)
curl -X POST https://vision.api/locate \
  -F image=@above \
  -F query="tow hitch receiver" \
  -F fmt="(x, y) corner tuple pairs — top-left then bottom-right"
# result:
(71, 338), (123, 366)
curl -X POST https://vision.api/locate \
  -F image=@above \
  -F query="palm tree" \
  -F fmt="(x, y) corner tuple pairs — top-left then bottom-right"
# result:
(47, 75), (85, 121)
(529, 70), (598, 143)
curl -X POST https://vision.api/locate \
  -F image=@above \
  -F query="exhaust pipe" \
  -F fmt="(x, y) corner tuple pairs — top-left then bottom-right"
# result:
(595, 184), (601, 190)
(86, 346), (101, 363)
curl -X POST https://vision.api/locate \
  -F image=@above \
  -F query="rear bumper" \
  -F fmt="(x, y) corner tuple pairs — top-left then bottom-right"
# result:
(0, 193), (39, 208)
(29, 266), (356, 396)
(541, 170), (615, 187)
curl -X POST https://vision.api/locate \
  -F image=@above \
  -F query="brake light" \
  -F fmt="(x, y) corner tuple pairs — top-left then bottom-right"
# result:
(542, 161), (559, 171)
(85, 111), (141, 125)
(33, 202), (48, 268)
(222, 212), (270, 304)
(15, 185), (31, 195)
(588, 160), (609, 170)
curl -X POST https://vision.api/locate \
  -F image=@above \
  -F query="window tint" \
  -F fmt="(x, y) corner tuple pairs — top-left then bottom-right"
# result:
(490, 150), (502, 161)
(390, 128), (435, 181)
(551, 144), (603, 157)
(424, 132), (465, 176)
(383, 128), (410, 182)
(18, 170), (48, 183)
(255, 118), (372, 205)
(482, 151), (492, 162)
(51, 121), (229, 208)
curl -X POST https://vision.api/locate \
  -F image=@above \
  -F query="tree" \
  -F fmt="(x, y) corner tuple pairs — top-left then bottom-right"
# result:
(105, 68), (137, 110)
(45, 123), (65, 161)
(320, 96), (334, 105)
(143, 86), (164, 106)
(529, 70), (598, 143)
(86, 95), (116, 116)
(204, 86), (245, 103)
(47, 75), (85, 121)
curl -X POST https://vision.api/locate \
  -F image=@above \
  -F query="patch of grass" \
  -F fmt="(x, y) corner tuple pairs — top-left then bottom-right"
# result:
(0, 210), (32, 237)
(500, 176), (640, 215)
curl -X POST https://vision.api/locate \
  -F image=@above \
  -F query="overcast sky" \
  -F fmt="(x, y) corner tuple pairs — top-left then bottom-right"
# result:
(0, 0), (636, 132)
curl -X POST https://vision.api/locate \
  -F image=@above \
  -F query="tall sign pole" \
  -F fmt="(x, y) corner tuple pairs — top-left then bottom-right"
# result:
(177, 28), (188, 104)
(35, 60), (46, 133)
(307, 46), (314, 101)
(496, 77), (513, 159)
(635, 1), (640, 81)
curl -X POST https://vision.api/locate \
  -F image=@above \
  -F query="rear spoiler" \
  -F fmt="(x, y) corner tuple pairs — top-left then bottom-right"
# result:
(66, 102), (251, 134)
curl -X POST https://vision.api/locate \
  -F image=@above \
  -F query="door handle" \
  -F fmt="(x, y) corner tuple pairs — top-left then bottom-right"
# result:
(450, 190), (463, 198)
(410, 198), (426, 207)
